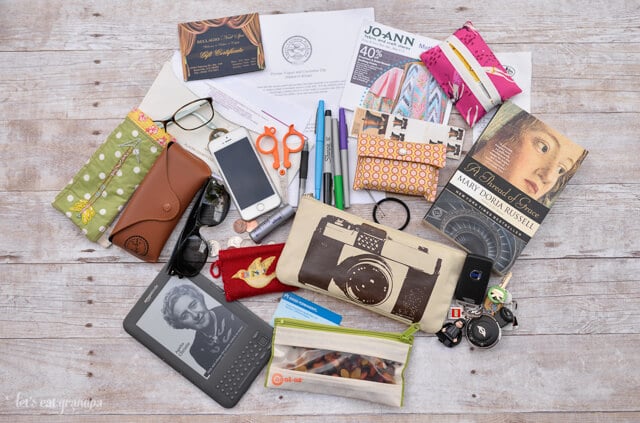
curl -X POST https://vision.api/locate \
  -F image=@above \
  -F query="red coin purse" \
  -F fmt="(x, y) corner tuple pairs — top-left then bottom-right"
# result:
(210, 243), (297, 301)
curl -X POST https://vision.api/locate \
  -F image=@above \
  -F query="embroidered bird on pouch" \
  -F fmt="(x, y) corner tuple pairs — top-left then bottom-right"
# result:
(232, 256), (277, 289)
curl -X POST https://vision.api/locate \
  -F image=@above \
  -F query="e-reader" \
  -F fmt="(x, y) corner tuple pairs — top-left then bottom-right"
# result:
(123, 267), (273, 408)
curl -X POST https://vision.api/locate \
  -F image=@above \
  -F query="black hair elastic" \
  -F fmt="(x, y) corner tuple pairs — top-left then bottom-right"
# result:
(372, 197), (410, 231)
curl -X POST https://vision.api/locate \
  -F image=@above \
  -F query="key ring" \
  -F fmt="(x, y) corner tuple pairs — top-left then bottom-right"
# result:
(209, 127), (229, 141)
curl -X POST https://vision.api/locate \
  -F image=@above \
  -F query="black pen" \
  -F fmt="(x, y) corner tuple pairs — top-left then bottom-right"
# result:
(298, 139), (309, 205)
(322, 110), (333, 205)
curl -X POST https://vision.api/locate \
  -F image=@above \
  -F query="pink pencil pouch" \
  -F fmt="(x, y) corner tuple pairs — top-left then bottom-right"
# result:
(420, 21), (521, 127)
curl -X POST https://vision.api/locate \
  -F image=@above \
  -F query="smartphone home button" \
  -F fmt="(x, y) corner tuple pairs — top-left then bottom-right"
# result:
(256, 203), (265, 211)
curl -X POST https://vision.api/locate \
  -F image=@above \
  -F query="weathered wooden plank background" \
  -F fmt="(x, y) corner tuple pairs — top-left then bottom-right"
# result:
(1, 0), (639, 421)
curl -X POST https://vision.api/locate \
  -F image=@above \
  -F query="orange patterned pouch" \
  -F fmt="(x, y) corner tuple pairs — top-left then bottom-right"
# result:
(352, 133), (446, 202)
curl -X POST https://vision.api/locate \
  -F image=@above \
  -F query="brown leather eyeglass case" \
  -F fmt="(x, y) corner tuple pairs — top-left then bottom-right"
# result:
(109, 142), (211, 262)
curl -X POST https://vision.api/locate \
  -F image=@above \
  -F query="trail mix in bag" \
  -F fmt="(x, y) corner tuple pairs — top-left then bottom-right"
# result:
(277, 347), (402, 384)
(265, 318), (419, 407)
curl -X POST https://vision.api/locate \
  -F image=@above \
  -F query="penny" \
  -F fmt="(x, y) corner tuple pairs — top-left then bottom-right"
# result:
(245, 220), (259, 232)
(208, 240), (220, 257)
(233, 219), (247, 233)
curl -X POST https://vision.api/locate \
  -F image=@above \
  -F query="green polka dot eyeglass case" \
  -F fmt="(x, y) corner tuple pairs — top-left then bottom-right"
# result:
(52, 109), (174, 242)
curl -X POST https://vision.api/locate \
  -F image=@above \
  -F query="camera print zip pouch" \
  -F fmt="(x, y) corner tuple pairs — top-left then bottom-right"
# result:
(420, 21), (521, 127)
(210, 243), (297, 302)
(52, 109), (173, 242)
(276, 196), (493, 333)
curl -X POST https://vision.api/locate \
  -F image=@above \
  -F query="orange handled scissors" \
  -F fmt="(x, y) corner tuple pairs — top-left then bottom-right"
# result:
(255, 124), (305, 176)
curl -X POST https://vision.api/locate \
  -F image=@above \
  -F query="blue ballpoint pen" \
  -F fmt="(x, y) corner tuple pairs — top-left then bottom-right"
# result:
(314, 100), (325, 200)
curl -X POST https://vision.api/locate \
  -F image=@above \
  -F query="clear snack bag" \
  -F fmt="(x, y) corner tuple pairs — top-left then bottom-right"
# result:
(265, 318), (419, 407)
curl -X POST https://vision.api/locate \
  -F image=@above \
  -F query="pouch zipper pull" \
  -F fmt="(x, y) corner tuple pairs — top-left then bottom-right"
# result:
(401, 323), (421, 342)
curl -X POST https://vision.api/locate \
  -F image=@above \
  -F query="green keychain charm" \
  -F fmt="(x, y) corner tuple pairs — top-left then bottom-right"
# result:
(487, 272), (512, 304)
(483, 272), (512, 315)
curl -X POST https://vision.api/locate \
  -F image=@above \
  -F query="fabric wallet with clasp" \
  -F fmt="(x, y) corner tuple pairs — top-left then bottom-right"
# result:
(352, 132), (446, 202)
(109, 142), (211, 262)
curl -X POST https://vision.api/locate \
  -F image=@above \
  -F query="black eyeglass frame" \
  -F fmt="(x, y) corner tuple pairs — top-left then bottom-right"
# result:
(167, 177), (230, 277)
(155, 97), (215, 132)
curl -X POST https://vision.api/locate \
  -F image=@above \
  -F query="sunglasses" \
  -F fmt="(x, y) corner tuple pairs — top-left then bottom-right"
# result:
(168, 177), (230, 277)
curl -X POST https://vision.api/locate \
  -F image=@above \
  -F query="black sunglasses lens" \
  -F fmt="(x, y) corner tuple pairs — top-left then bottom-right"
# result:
(174, 235), (209, 277)
(198, 181), (230, 226)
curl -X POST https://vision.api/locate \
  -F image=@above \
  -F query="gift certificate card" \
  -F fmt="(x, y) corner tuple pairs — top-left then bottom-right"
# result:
(178, 13), (266, 81)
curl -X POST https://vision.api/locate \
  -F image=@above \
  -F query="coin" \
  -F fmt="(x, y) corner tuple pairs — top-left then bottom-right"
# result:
(208, 240), (220, 257)
(233, 219), (247, 233)
(227, 236), (243, 248)
(240, 238), (255, 247)
(245, 220), (259, 232)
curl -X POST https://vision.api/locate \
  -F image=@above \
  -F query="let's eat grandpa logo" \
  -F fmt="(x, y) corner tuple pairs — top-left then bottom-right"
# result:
(13, 392), (103, 414)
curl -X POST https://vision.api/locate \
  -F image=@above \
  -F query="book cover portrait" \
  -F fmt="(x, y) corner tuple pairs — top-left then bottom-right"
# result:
(424, 102), (588, 274)
(178, 13), (265, 81)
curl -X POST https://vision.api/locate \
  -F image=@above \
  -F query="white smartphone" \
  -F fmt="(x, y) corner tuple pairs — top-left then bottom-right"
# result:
(208, 127), (281, 221)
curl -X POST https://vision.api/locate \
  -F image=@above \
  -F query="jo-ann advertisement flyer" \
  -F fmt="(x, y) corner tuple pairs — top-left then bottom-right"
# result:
(340, 21), (451, 124)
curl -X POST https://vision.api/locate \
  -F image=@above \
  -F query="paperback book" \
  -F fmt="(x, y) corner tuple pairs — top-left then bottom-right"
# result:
(423, 102), (588, 274)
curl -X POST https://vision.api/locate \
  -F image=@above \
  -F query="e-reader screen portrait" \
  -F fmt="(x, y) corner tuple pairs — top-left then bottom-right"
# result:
(213, 136), (276, 209)
(135, 277), (247, 379)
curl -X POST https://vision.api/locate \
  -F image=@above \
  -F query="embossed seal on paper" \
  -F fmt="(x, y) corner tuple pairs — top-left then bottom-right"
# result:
(282, 35), (312, 64)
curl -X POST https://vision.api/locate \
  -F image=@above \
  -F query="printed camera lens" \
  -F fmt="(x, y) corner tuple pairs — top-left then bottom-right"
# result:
(341, 255), (392, 305)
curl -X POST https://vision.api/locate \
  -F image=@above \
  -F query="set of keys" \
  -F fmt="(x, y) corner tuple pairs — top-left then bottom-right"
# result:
(437, 272), (518, 349)
(483, 272), (518, 328)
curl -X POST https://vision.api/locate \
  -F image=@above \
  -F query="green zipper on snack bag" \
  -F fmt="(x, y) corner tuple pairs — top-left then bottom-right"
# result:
(273, 318), (420, 344)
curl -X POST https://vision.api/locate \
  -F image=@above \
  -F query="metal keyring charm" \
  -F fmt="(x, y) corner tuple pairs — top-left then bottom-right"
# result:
(465, 314), (502, 349)
(372, 197), (410, 231)
(209, 127), (229, 141)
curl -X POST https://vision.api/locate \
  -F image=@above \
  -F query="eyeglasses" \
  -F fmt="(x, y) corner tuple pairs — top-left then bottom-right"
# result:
(155, 97), (215, 132)
(168, 177), (230, 277)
